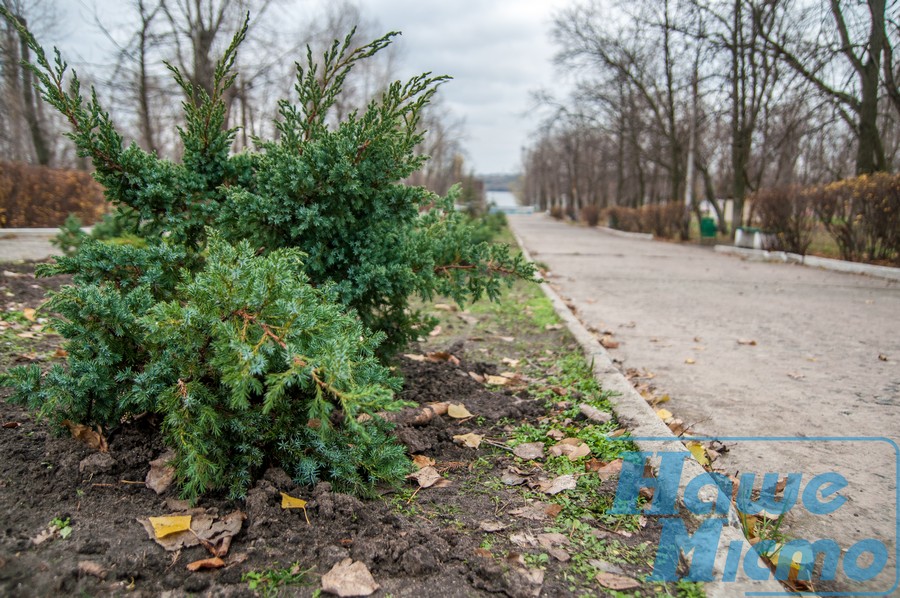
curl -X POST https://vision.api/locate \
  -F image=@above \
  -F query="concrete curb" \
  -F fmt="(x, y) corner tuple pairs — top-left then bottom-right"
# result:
(595, 226), (654, 241)
(512, 230), (789, 597)
(715, 244), (900, 282)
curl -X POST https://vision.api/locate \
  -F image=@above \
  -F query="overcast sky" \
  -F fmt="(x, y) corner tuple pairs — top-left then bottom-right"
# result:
(44, 0), (564, 175)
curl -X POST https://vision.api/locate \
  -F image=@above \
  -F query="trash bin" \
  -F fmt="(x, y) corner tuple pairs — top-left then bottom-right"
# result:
(700, 217), (717, 239)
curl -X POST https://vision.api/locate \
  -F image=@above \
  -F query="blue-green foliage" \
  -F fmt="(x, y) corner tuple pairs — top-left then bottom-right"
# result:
(0, 11), (534, 499)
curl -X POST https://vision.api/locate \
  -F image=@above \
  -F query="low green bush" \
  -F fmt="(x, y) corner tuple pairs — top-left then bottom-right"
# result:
(1, 12), (535, 500)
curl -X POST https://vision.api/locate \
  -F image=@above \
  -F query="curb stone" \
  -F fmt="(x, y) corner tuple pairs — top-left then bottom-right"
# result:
(715, 244), (900, 282)
(511, 230), (791, 597)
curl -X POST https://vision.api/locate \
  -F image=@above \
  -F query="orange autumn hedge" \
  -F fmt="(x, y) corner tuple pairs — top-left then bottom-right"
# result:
(0, 161), (107, 228)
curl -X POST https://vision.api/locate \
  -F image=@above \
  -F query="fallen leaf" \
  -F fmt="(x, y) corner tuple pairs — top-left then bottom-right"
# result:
(426, 351), (460, 365)
(428, 325), (442, 337)
(510, 532), (538, 548)
(737, 338), (757, 346)
(468, 371), (485, 383)
(545, 504), (563, 518)
(473, 548), (493, 559)
(141, 509), (245, 554)
(78, 561), (107, 579)
(550, 386), (568, 396)
(434, 303), (456, 311)
(485, 375), (509, 386)
(538, 474), (577, 495)
(546, 429), (566, 440)
(655, 408), (673, 421)
(668, 419), (687, 435)
(412, 455), (435, 469)
(453, 433), (484, 449)
(146, 450), (176, 495)
(148, 515), (192, 539)
(501, 357), (520, 367)
(545, 323), (563, 330)
(280, 492), (307, 509)
(787, 372), (805, 380)
(599, 335), (619, 349)
(501, 471), (528, 486)
(686, 442), (710, 467)
(684, 358), (696, 365)
(878, 354), (888, 362)
(61, 420), (109, 452)
(458, 314), (479, 325)
(22, 308), (36, 322)
(2, 421), (20, 429)
(596, 571), (641, 590)
(549, 438), (591, 460)
(537, 533), (570, 549)
(496, 336), (515, 342)
(447, 403), (473, 419)
(594, 459), (623, 478)
(478, 521), (507, 532)
(407, 466), (442, 488)
(510, 501), (557, 521)
(186, 557), (225, 571)
(428, 402), (449, 415)
(321, 558), (379, 597)
(548, 548), (570, 562)
(608, 428), (626, 438)
(513, 442), (545, 461)
(402, 353), (427, 362)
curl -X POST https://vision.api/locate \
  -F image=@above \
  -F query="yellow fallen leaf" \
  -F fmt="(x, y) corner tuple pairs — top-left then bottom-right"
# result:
(447, 403), (473, 419)
(280, 492), (310, 524)
(656, 408), (673, 420)
(22, 308), (36, 322)
(685, 358), (696, 364)
(686, 441), (710, 466)
(485, 375), (509, 386)
(453, 433), (484, 449)
(280, 492), (307, 509)
(412, 455), (435, 469)
(149, 515), (192, 539)
(402, 354), (426, 362)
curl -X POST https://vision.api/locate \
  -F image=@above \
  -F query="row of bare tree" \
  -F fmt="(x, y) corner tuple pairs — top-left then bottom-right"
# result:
(522, 0), (900, 231)
(0, 0), (470, 196)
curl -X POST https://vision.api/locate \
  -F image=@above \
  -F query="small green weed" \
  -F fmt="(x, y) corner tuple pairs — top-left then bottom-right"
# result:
(50, 516), (72, 539)
(242, 562), (310, 597)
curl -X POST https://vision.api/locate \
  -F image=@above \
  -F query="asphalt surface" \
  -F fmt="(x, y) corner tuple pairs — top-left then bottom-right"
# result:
(509, 214), (900, 595)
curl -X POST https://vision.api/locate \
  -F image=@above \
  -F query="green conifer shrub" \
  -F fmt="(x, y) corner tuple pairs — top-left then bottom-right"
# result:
(1, 11), (535, 499)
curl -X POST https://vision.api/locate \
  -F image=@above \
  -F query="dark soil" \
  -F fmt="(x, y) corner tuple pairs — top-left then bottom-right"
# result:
(0, 262), (665, 597)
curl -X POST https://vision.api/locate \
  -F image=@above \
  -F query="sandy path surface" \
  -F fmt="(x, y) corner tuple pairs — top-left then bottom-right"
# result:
(0, 230), (58, 262)
(510, 214), (900, 595)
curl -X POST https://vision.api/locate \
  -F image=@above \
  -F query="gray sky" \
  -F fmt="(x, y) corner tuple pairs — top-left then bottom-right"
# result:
(46, 0), (562, 175)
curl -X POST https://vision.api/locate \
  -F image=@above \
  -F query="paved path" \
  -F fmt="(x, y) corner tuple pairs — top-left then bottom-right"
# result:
(0, 229), (58, 261)
(510, 214), (900, 595)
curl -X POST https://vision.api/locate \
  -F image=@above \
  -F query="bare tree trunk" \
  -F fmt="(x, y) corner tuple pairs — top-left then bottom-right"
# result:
(15, 13), (49, 164)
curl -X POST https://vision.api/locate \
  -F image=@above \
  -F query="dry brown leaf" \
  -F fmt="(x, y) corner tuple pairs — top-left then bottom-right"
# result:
(426, 351), (460, 366)
(545, 323), (563, 330)
(447, 403), (473, 419)
(608, 428), (626, 438)
(321, 558), (380, 597)
(594, 459), (624, 478)
(878, 354), (889, 362)
(737, 338), (758, 346)
(402, 354), (427, 362)
(453, 433), (484, 449)
(468, 371), (485, 383)
(513, 442), (545, 461)
(684, 358), (696, 365)
(538, 474), (577, 495)
(478, 520), (507, 532)
(500, 471), (528, 485)
(579, 404), (612, 424)
(428, 325), (442, 337)
(146, 450), (175, 495)
(550, 386), (568, 396)
(501, 357), (520, 367)
(596, 571), (641, 590)
(496, 335), (515, 342)
(2, 421), (20, 429)
(599, 335), (619, 349)
(78, 561), (107, 579)
(433, 303), (456, 311)
(428, 402), (449, 415)
(186, 557), (225, 571)
(22, 308), (36, 322)
(485, 375), (509, 386)
(407, 466), (442, 488)
(537, 533), (570, 549)
(412, 455), (436, 469)
(52, 348), (68, 359)
(549, 438), (591, 460)
(787, 372), (805, 380)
